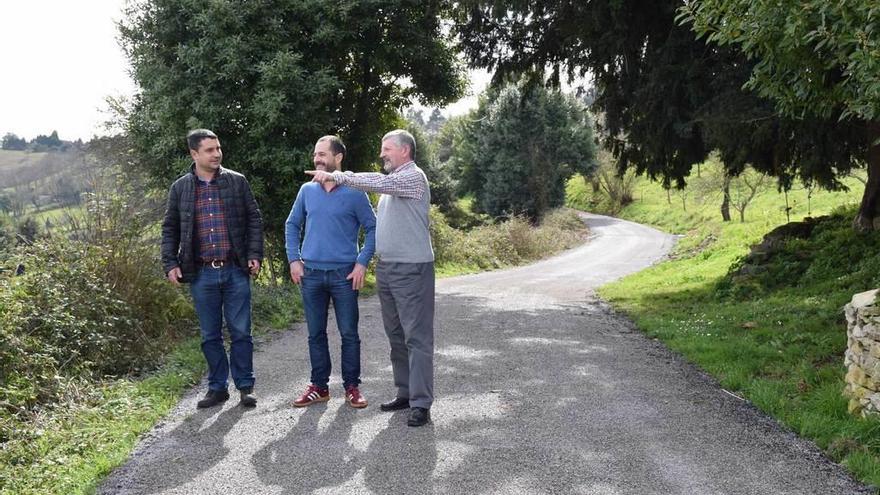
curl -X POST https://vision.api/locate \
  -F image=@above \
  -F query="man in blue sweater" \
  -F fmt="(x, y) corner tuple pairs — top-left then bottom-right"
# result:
(285, 135), (376, 408)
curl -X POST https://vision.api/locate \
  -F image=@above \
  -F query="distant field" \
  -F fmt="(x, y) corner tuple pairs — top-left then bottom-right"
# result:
(30, 204), (84, 224)
(0, 149), (50, 170)
(0, 149), (84, 190)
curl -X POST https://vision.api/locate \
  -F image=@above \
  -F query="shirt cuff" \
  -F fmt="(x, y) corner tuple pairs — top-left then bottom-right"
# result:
(331, 171), (349, 184)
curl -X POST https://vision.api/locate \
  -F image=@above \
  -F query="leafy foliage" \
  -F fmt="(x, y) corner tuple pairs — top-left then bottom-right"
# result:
(453, 82), (597, 221)
(0, 236), (193, 418)
(430, 206), (587, 272)
(1, 133), (27, 151)
(453, 1), (870, 223)
(679, 0), (880, 230)
(118, 0), (466, 261)
(680, 2), (880, 123)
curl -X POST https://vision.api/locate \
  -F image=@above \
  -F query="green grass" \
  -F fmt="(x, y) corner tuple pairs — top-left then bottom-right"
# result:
(567, 162), (880, 490)
(28, 204), (84, 225)
(0, 339), (205, 495)
(0, 283), (302, 495)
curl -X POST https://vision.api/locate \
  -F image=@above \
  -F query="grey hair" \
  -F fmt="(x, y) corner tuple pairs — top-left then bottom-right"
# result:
(382, 129), (416, 160)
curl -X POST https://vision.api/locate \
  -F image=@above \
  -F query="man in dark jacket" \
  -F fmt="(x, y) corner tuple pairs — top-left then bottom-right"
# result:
(161, 129), (264, 409)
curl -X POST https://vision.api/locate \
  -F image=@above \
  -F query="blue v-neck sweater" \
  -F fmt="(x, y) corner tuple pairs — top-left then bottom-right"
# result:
(285, 182), (376, 269)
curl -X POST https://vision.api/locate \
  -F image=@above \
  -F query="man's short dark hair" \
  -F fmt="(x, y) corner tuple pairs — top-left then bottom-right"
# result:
(382, 129), (416, 160)
(186, 129), (218, 151)
(317, 135), (346, 159)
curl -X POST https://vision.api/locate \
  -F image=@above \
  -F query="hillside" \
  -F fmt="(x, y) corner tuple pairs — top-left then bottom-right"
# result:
(567, 163), (880, 487)
(0, 149), (91, 222)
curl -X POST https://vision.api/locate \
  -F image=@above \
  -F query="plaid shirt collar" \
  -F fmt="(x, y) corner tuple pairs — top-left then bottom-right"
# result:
(391, 161), (416, 174)
(190, 163), (223, 183)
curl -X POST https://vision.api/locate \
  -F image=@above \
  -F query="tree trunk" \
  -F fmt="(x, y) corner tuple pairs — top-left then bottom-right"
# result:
(721, 174), (731, 222)
(740, 208), (745, 223)
(854, 120), (880, 231)
(783, 189), (791, 223)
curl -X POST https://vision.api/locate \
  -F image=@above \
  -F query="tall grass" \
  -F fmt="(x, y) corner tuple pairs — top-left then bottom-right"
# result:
(431, 206), (588, 276)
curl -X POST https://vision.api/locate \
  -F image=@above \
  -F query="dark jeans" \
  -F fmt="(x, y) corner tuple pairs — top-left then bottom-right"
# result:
(301, 264), (361, 389)
(190, 265), (255, 391)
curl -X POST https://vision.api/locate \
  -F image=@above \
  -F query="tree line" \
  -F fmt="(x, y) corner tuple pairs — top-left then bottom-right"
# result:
(115, 0), (878, 246)
(1, 131), (83, 153)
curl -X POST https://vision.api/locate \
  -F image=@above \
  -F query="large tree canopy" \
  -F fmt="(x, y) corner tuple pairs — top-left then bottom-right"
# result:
(119, 0), (465, 256)
(680, 0), (880, 229)
(453, 1), (870, 224)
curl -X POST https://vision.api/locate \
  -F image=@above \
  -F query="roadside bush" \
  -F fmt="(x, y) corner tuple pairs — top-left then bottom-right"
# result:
(252, 283), (304, 331)
(431, 206), (588, 270)
(0, 236), (192, 417)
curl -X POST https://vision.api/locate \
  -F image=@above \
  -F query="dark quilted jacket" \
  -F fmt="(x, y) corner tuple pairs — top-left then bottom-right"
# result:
(161, 165), (264, 282)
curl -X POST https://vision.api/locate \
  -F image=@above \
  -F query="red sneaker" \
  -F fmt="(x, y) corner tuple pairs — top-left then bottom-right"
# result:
(345, 385), (368, 409)
(293, 384), (329, 407)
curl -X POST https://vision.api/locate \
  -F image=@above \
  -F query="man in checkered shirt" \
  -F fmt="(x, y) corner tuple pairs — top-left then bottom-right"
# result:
(162, 129), (264, 410)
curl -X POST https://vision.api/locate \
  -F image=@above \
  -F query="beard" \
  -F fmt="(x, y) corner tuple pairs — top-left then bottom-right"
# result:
(315, 161), (337, 173)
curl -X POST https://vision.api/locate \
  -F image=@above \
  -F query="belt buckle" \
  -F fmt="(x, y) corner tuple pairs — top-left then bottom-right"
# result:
(210, 260), (223, 269)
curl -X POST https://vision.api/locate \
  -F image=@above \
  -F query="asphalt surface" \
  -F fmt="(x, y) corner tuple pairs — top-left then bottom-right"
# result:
(99, 212), (875, 494)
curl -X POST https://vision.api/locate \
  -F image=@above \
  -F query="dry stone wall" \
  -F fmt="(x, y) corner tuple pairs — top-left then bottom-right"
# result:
(844, 289), (880, 417)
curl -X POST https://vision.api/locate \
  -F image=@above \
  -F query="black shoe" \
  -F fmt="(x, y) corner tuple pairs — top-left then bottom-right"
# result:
(379, 397), (410, 411)
(239, 388), (257, 408)
(197, 389), (230, 409)
(407, 407), (431, 427)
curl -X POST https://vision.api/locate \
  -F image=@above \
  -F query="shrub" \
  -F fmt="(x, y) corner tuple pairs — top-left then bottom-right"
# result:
(252, 283), (304, 330)
(0, 236), (193, 417)
(431, 206), (587, 270)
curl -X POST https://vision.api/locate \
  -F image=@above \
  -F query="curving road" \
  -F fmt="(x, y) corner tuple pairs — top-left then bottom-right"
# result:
(100, 212), (874, 495)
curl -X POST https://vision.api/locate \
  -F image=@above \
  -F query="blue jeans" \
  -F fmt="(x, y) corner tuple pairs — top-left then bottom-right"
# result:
(300, 264), (361, 389)
(190, 265), (255, 391)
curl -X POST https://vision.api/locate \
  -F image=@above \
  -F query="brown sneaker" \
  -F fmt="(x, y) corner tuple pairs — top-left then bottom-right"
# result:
(292, 384), (329, 407)
(345, 385), (368, 409)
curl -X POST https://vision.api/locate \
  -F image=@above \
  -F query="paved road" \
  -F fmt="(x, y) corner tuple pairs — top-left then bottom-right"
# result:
(100, 212), (874, 495)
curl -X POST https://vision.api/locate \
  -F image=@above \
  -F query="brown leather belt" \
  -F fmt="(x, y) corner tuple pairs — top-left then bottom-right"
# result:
(200, 259), (227, 268)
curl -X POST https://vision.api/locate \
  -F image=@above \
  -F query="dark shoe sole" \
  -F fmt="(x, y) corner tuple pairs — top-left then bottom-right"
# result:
(197, 394), (229, 409)
(240, 397), (257, 408)
(379, 400), (410, 412)
(292, 395), (330, 407)
(407, 417), (431, 427)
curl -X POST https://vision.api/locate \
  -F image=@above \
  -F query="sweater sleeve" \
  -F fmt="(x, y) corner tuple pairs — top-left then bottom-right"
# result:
(285, 186), (307, 262)
(354, 192), (377, 266)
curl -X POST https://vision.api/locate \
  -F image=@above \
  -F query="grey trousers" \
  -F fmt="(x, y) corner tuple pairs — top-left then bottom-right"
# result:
(376, 261), (435, 409)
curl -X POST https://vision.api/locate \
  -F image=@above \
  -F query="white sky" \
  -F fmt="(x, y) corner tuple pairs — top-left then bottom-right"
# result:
(0, 0), (135, 141)
(0, 1), (488, 142)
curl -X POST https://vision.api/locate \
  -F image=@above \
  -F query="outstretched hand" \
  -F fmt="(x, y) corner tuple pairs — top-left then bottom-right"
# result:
(305, 170), (335, 184)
